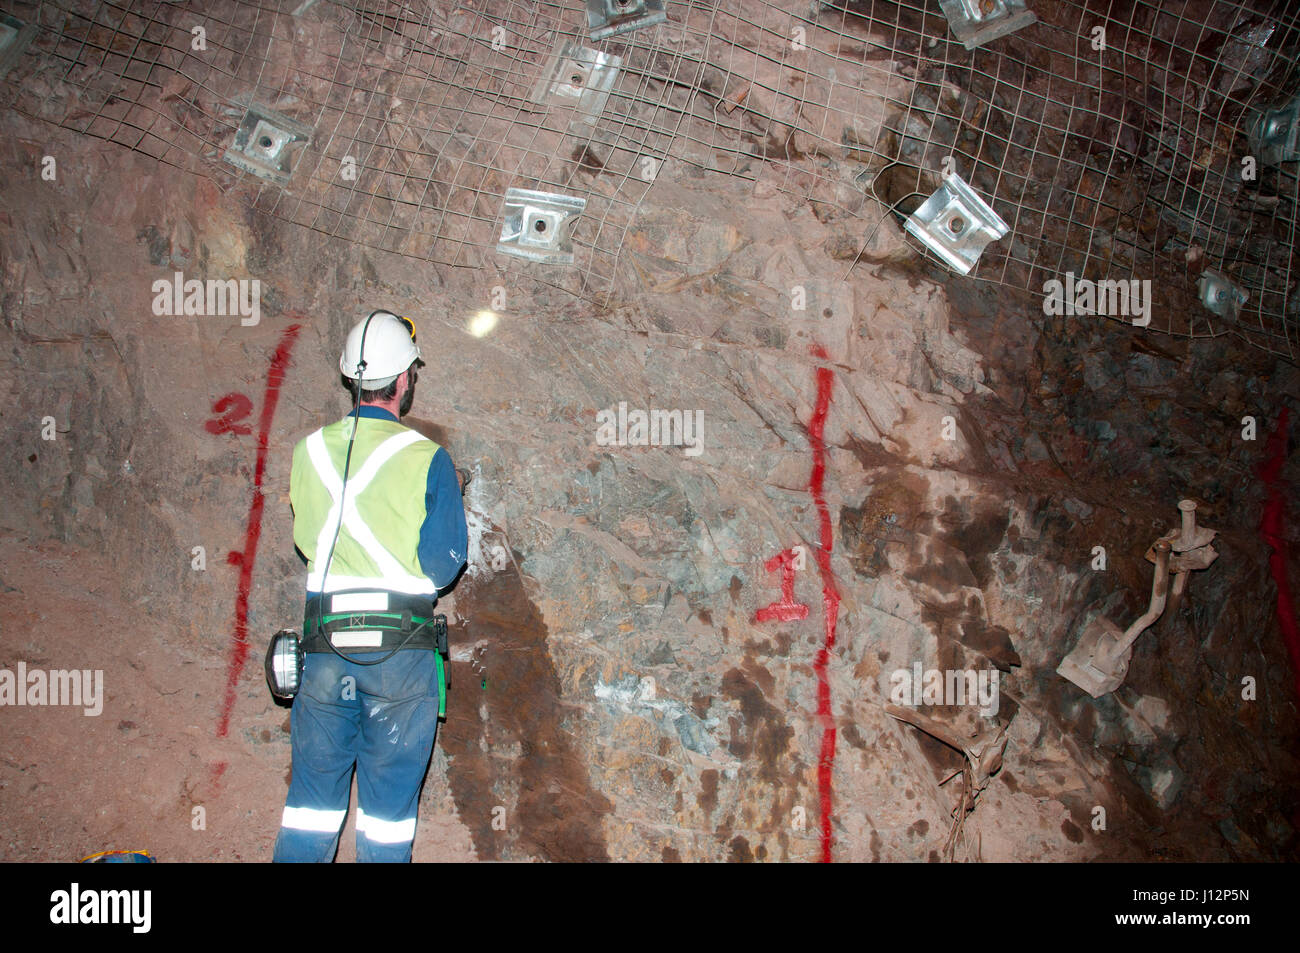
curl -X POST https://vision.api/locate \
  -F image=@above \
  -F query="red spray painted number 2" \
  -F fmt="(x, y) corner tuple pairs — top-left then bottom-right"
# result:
(204, 393), (254, 435)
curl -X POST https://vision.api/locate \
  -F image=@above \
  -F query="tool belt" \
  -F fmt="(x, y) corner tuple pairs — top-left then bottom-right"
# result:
(302, 590), (447, 656)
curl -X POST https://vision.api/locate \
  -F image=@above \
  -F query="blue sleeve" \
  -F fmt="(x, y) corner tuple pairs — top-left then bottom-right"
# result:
(418, 447), (468, 589)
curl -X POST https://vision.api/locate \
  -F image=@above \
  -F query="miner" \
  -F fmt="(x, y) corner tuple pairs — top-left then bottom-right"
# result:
(272, 309), (468, 862)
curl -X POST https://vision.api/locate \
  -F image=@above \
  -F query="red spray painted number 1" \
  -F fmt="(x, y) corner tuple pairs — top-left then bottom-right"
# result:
(755, 548), (809, 622)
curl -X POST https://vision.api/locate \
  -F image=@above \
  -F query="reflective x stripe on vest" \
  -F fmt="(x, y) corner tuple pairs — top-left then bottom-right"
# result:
(304, 427), (435, 595)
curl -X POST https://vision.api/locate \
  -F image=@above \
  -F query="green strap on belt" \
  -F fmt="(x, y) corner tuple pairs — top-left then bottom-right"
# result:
(308, 612), (431, 632)
(434, 652), (447, 720)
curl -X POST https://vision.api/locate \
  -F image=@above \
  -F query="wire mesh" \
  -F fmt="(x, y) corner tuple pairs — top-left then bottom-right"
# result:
(3, 0), (1298, 360)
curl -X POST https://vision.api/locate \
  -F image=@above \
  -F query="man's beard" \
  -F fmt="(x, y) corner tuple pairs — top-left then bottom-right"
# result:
(398, 381), (415, 417)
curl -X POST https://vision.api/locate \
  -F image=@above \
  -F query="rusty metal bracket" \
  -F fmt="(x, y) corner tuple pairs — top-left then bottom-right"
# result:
(1060, 499), (1219, 698)
(1147, 499), (1218, 571)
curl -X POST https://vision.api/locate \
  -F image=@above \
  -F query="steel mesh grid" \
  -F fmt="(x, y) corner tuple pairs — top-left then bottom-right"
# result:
(3, 0), (1298, 360)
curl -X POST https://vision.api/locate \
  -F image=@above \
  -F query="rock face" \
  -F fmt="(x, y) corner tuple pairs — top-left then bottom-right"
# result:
(1, 1), (1298, 863)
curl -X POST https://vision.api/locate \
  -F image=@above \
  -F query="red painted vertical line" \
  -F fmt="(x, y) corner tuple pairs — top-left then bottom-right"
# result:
(1259, 408), (1299, 700)
(217, 322), (302, 740)
(808, 346), (840, 862)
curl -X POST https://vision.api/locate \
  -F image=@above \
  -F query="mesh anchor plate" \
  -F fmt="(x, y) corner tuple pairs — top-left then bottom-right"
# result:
(903, 172), (1009, 275)
(497, 188), (587, 265)
(1247, 94), (1300, 167)
(530, 40), (622, 127)
(1198, 270), (1248, 321)
(222, 105), (312, 185)
(586, 0), (666, 41)
(938, 0), (1037, 51)
(0, 15), (37, 78)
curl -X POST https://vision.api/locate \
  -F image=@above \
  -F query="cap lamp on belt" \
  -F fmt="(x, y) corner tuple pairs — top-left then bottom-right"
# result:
(265, 628), (304, 700)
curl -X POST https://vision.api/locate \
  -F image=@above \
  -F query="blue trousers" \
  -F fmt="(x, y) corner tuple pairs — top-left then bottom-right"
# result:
(273, 648), (440, 863)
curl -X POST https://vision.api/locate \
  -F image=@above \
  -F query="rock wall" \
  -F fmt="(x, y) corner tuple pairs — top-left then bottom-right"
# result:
(1, 3), (1298, 863)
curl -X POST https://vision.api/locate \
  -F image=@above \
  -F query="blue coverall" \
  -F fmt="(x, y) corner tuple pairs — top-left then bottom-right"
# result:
(273, 406), (467, 862)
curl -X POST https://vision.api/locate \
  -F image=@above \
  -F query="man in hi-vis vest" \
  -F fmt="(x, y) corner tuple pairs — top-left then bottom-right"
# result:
(273, 310), (468, 862)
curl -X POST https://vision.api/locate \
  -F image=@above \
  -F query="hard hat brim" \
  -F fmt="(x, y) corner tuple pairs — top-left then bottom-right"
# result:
(356, 373), (400, 390)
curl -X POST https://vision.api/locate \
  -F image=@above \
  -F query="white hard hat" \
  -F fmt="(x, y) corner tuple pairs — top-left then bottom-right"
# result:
(339, 310), (421, 389)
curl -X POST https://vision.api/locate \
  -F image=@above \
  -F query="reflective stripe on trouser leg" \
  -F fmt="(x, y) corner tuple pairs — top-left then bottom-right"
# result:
(357, 809), (416, 844)
(281, 806), (348, 832)
(355, 651), (440, 863)
(273, 652), (360, 863)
